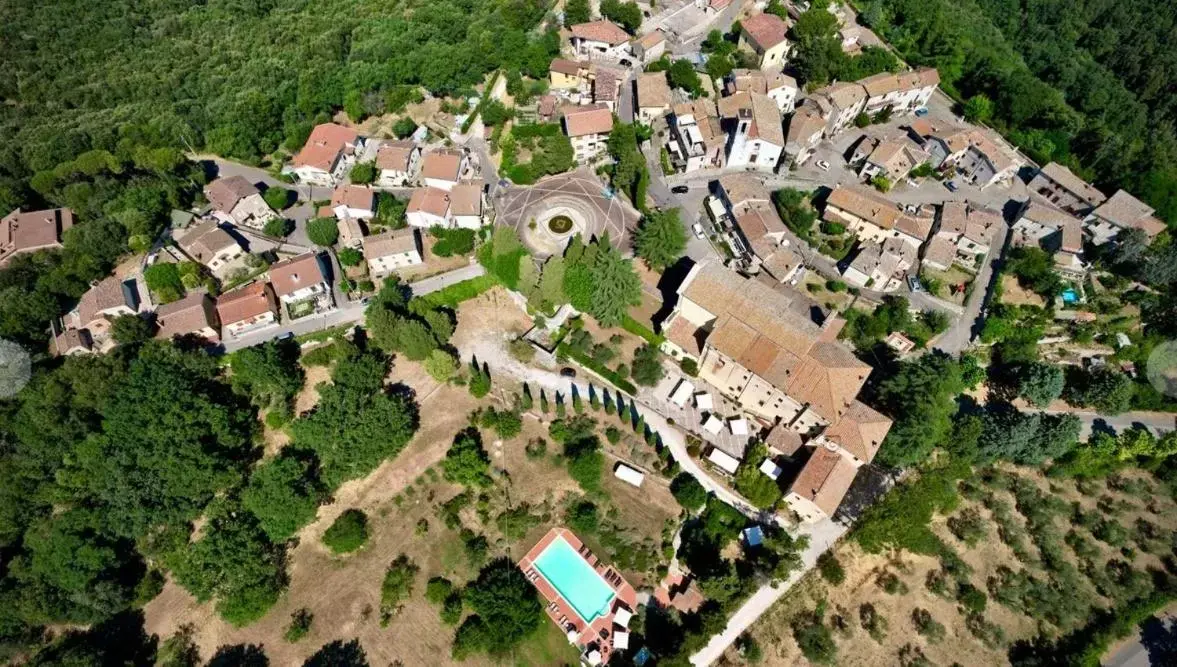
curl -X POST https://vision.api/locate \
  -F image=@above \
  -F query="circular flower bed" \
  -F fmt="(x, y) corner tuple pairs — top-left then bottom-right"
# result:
(547, 215), (574, 234)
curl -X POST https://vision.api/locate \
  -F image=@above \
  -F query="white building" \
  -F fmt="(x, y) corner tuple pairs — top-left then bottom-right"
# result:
(376, 140), (421, 187)
(420, 149), (465, 192)
(841, 236), (916, 291)
(562, 105), (614, 163)
(406, 187), (453, 229)
(635, 72), (673, 126)
(269, 253), (333, 313)
(216, 281), (279, 339)
(720, 92), (784, 172)
(632, 30), (667, 64)
(667, 99), (725, 173)
(569, 20), (634, 60)
(936, 201), (1004, 268)
(363, 228), (423, 279)
(329, 184), (376, 220)
(449, 183), (486, 230)
(858, 68), (939, 116)
(738, 12), (791, 71)
(726, 69), (798, 113)
(291, 123), (361, 187)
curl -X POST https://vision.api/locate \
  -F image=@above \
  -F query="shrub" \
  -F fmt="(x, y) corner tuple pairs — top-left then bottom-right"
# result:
(393, 117), (418, 138)
(605, 426), (622, 444)
(337, 247), (363, 267)
(957, 583), (987, 613)
(264, 217), (295, 238)
(671, 473), (707, 511)
(306, 217), (339, 247)
(817, 552), (846, 585)
(426, 577), (454, 605)
(263, 186), (294, 211)
(947, 507), (988, 546)
(322, 509), (369, 554)
(380, 554), (419, 624)
(860, 603), (887, 642)
(792, 612), (837, 665)
(350, 162), (377, 184)
(680, 357), (699, 376)
(524, 438), (547, 459)
(876, 571), (908, 595)
(285, 608), (313, 642)
(911, 608), (945, 643)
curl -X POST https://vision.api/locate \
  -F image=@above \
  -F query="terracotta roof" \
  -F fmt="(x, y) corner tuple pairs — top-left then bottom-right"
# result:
(756, 241), (803, 282)
(1039, 162), (1106, 206)
(929, 127), (974, 154)
(269, 253), (325, 297)
(818, 81), (867, 110)
(718, 174), (771, 207)
(907, 117), (935, 137)
(449, 184), (483, 217)
(1092, 190), (1167, 237)
(177, 219), (238, 264)
(665, 318), (705, 357)
(938, 201), (969, 236)
(729, 69), (797, 95)
(563, 106), (615, 137)
(735, 203), (785, 243)
(363, 228), (419, 260)
(717, 91), (753, 119)
(637, 30), (666, 49)
(825, 186), (902, 230)
(293, 123), (358, 171)
(538, 95), (558, 117)
(636, 72), (672, 109)
(966, 131), (1018, 174)
(748, 92), (784, 146)
(421, 150), (463, 183)
(859, 68), (938, 98)
(407, 187), (452, 217)
(204, 176), (260, 213)
(0, 207), (73, 263)
(741, 13), (789, 51)
(1059, 219), (1084, 253)
(376, 140), (417, 172)
(964, 205), (1004, 245)
(331, 184), (375, 211)
(216, 282), (275, 325)
(786, 104), (828, 148)
(789, 445), (858, 517)
(823, 400), (891, 463)
(77, 276), (136, 326)
(53, 328), (92, 355)
(682, 263), (870, 421)
(1020, 201), (1077, 229)
(915, 67), (940, 87)
(594, 68), (622, 102)
(337, 217), (364, 244)
(550, 58), (586, 76)
(154, 292), (218, 340)
(895, 214), (934, 242)
(923, 235), (956, 268)
(765, 422), (804, 456)
(570, 20), (631, 45)
(866, 139), (920, 174)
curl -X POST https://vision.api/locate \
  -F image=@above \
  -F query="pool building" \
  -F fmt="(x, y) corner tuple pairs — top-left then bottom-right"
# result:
(520, 527), (638, 665)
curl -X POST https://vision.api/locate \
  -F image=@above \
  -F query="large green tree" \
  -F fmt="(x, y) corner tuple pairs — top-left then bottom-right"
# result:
(634, 209), (687, 271)
(452, 558), (543, 658)
(873, 353), (965, 467)
(230, 340), (304, 410)
(242, 451), (328, 542)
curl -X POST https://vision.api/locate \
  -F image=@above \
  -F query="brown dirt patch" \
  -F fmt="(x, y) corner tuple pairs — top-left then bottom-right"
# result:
(1001, 274), (1047, 307)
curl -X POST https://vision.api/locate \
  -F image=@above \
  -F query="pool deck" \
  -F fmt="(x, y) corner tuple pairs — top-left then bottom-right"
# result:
(519, 527), (638, 664)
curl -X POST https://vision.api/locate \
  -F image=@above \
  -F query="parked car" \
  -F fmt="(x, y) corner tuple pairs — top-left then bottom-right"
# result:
(816, 159), (831, 171)
(692, 223), (706, 239)
(671, 185), (690, 194)
(945, 180), (958, 192)
(907, 276), (924, 293)
(619, 59), (632, 67)
(276, 332), (294, 341)
(914, 107), (929, 117)
(560, 367), (577, 378)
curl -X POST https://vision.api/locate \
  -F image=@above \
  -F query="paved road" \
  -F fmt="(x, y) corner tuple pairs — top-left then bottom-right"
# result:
(1040, 408), (1176, 439)
(1103, 610), (1177, 667)
(933, 223), (1009, 355)
(408, 263), (487, 297)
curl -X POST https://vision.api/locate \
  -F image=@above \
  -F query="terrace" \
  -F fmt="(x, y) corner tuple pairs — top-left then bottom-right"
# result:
(519, 527), (638, 665)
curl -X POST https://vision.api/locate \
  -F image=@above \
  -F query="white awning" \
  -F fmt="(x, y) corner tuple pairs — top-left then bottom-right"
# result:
(759, 458), (782, 480)
(614, 630), (630, 650)
(707, 447), (740, 474)
(614, 607), (633, 628)
(694, 392), (714, 410)
(729, 418), (749, 435)
(613, 464), (645, 488)
(587, 649), (603, 665)
(670, 379), (695, 406)
(703, 414), (724, 434)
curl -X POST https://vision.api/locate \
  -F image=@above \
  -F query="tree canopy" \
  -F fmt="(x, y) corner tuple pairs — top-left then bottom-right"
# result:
(634, 208), (687, 271)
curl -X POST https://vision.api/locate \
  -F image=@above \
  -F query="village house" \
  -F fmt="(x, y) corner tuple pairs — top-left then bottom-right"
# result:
(729, 202), (804, 284)
(633, 30), (667, 64)
(921, 236), (957, 273)
(51, 328), (93, 356)
(823, 186), (931, 248)
(291, 123), (362, 187)
(1084, 189), (1167, 245)
(1028, 162), (1107, 217)
(336, 216), (365, 249)
(660, 261), (874, 436)
(449, 183), (486, 229)
(841, 235), (916, 291)
(726, 69), (798, 113)
(176, 219), (245, 276)
(813, 82), (868, 136)
(375, 140), (421, 187)
(906, 119), (973, 169)
(592, 67), (623, 112)
(569, 20), (633, 60)
(783, 98), (829, 166)
(858, 68), (939, 116)
(738, 12), (791, 70)
(363, 228), (423, 279)
(783, 443), (859, 523)
(0, 207), (73, 267)
(420, 149), (466, 192)
(269, 252), (333, 316)
(216, 281), (279, 339)
(954, 129), (1022, 189)
(855, 137), (928, 184)
(839, 24), (882, 54)
(57, 275), (141, 354)
(563, 105), (614, 163)
(549, 58), (589, 91)
(329, 184), (376, 221)
(1053, 219), (1087, 279)
(719, 92), (784, 172)
(407, 187), (453, 229)
(154, 292), (220, 343)
(716, 174), (772, 215)
(936, 201), (1004, 268)
(1011, 200), (1079, 248)
(667, 99), (725, 173)
(204, 176), (278, 230)
(635, 72), (673, 125)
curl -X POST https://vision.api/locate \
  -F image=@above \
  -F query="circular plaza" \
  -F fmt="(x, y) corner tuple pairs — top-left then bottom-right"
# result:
(496, 168), (641, 258)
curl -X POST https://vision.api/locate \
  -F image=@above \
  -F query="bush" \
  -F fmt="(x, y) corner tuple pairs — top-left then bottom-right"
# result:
(793, 613), (837, 665)
(957, 583), (987, 613)
(350, 162), (377, 184)
(911, 608), (945, 642)
(680, 357), (699, 376)
(285, 608), (313, 642)
(380, 554), (419, 624)
(947, 507), (988, 546)
(306, 217), (339, 247)
(817, 552), (846, 585)
(431, 227), (476, 257)
(860, 603), (888, 642)
(426, 577), (454, 605)
(322, 509), (369, 554)
(264, 217), (295, 238)
(263, 186), (294, 211)
(393, 117), (418, 139)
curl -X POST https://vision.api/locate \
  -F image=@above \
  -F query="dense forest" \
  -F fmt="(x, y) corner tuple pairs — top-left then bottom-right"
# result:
(0, 0), (557, 209)
(855, 0), (1177, 226)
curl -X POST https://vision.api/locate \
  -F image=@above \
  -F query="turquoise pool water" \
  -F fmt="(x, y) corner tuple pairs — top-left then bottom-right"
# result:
(1062, 288), (1080, 304)
(533, 536), (615, 624)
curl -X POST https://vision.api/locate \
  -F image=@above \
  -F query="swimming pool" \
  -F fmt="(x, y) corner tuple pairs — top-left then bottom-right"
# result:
(533, 535), (616, 624)
(1061, 288), (1080, 304)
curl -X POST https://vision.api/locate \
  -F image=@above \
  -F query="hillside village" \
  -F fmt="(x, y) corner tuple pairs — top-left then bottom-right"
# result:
(1, 1), (1176, 666)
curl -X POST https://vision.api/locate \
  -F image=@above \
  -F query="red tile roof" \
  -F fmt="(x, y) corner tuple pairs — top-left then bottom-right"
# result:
(269, 253), (326, 297)
(293, 123), (358, 171)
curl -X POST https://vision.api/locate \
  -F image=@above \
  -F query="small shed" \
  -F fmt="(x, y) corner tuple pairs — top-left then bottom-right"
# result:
(694, 392), (714, 410)
(670, 378), (695, 407)
(707, 447), (740, 474)
(613, 463), (645, 488)
(759, 458), (782, 480)
(742, 526), (764, 547)
(729, 418), (749, 436)
(703, 414), (724, 435)
(614, 607), (633, 628)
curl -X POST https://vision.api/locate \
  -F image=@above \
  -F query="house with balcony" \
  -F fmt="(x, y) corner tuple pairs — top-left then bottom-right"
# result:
(726, 69), (798, 113)
(329, 184), (376, 221)
(291, 123), (361, 187)
(54, 275), (141, 354)
(858, 68), (939, 116)
(176, 219), (245, 277)
(562, 105), (614, 163)
(363, 228), (423, 279)
(841, 235), (916, 291)
(420, 149), (466, 192)
(216, 282), (279, 339)
(667, 99), (724, 173)
(1084, 189), (1167, 245)
(569, 20), (633, 60)
(718, 92), (784, 172)
(1028, 162), (1106, 217)
(269, 253), (333, 318)
(204, 176), (278, 230)
(636, 72), (673, 125)
(936, 201), (1004, 268)
(376, 140), (421, 187)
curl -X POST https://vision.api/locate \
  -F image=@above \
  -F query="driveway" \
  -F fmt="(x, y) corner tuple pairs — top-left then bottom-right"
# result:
(933, 222), (1009, 355)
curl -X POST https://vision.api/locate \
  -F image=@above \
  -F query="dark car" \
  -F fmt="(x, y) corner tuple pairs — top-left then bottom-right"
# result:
(560, 367), (577, 378)
(275, 332), (294, 341)
(671, 185), (690, 194)
(619, 58), (633, 67)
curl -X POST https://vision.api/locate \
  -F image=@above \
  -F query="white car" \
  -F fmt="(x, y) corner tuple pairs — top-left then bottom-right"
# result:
(816, 159), (831, 171)
(692, 223), (706, 239)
